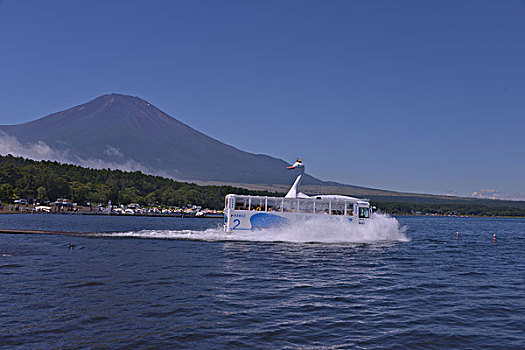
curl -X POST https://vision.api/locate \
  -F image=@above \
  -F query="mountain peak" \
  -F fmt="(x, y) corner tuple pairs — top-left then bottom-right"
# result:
(98, 92), (143, 101)
(0, 94), (323, 185)
(92, 93), (152, 109)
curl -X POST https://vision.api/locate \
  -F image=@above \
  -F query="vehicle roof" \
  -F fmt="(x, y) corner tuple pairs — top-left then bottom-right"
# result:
(226, 194), (369, 204)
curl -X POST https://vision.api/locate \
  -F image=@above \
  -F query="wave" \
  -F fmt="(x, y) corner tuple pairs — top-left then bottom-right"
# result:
(99, 213), (409, 244)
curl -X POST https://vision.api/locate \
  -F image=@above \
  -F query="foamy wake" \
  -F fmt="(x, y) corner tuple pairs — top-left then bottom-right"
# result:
(98, 213), (409, 244)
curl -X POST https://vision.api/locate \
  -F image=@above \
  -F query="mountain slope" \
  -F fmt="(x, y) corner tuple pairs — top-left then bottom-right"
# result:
(0, 93), (326, 185)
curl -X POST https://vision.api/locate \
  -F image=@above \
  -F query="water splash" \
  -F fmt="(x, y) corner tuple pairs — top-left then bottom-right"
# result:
(99, 213), (409, 244)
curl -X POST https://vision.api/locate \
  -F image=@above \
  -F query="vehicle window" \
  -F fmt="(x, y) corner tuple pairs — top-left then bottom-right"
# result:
(267, 198), (278, 212)
(314, 201), (330, 214)
(282, 199), (297, 212)
(299, 200), (314, 213)
(250, 198), (264, 211)
(235, 197), (249, 210)
(331, 203), (344, 215)
(358, 207), (370, 218)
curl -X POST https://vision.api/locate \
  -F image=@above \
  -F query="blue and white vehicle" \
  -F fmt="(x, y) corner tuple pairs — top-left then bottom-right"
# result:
(224, 159), (372, 232)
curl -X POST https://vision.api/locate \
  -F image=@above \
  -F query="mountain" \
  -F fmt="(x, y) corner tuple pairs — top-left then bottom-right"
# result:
(0, 93), (327, 186)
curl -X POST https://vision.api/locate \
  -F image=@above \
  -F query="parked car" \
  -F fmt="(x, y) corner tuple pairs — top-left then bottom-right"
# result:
(14, 199), (28, 205)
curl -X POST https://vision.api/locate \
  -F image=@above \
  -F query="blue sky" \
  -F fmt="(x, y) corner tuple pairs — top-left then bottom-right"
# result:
(0, 0), (524, 198)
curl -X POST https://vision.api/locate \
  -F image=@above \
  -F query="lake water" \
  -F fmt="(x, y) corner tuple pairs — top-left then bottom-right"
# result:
(1, 214), (523, 349)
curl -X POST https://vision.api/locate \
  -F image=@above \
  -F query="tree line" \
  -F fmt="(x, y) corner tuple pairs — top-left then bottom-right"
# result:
(1, 154), (524, 216)
(0, 155), (278, 209)
(371, 201), (525, 217)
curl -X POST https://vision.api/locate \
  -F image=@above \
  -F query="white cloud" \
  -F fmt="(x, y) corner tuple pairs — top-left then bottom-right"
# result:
(103, 145), (124, 157)
(78, 157), (149, 173)
(471, 188), (525, 201)
(0, 131), (72, 163)
(0, 131), (154, 175)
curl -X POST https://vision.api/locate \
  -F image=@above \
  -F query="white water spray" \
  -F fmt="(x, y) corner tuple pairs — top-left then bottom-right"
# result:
(99, 213), (409, 244)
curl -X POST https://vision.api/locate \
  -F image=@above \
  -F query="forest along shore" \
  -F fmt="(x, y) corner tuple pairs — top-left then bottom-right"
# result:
(2, 155), (525, 218)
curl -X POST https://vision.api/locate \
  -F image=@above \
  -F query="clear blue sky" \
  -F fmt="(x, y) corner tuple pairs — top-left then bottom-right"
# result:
(1, 0), (524, 198)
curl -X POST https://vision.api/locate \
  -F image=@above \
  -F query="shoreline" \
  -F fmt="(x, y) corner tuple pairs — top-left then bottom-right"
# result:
(0, 209), (222, 219)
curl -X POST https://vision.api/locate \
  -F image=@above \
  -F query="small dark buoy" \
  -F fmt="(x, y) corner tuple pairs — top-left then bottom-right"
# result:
(69, 243), (75, 250)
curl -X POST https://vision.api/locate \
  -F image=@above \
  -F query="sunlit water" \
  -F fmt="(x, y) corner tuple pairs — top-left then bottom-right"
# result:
(1, 214), (523, 349)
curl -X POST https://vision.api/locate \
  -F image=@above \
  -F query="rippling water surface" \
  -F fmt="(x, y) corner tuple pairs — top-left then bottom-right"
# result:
(1, 214), (524, 349)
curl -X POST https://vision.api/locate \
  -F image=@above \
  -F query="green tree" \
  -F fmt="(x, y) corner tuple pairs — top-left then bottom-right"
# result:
(0, 183), (17, 202)
(46, 177), (69, 200)
(36, 186), (47, 201)
(118, 187), (140, 204)
(86, 184), (110, 204)
(69, 181), (90, 204)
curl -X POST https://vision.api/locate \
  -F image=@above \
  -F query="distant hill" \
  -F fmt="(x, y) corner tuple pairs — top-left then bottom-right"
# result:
(0, 93), (328, 185)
